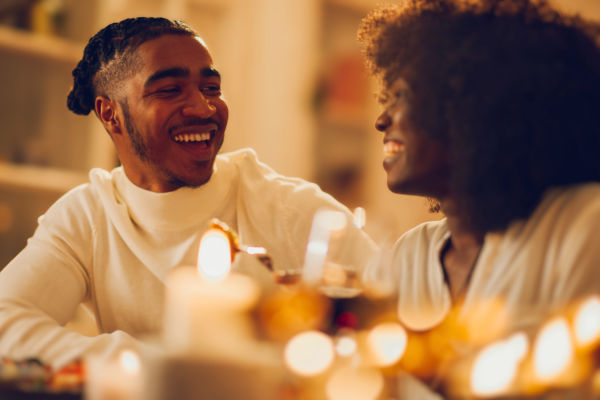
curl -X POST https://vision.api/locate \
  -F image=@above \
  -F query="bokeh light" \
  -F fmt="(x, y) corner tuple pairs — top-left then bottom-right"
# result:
(336, 336), (357, 357)
(574, 296), (600, 347)
(367, 322), (408, 367)
(197, 229), (231, 281)
(533, 318), (574, 381)
(284, 331), (335, 376)
(470, 332), (528, 397)
(326, 366), (384, 400)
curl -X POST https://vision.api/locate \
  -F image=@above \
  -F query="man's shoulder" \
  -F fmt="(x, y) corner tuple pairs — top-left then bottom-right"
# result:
(42, 170), (108, 224)
(217, 148), (331, 197)
(217, 148), (353, 219)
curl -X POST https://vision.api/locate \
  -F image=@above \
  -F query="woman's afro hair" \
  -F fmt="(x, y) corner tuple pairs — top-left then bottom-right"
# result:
(359, 0), (600, 232)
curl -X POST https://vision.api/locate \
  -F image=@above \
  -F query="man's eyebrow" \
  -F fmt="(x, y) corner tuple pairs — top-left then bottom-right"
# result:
(144, 67), (190, 87)
(202, 67), (221, 79)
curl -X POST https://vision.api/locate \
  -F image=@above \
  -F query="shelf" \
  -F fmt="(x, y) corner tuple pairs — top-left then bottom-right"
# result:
(0, 163), (89, 195)
(0, 24), (84, 65)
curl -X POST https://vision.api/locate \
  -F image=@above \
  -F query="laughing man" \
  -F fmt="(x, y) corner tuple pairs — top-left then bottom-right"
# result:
(0, 18), (375, 367)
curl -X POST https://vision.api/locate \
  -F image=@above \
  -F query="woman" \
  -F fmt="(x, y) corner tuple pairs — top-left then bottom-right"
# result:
(360, 0), (600, 348)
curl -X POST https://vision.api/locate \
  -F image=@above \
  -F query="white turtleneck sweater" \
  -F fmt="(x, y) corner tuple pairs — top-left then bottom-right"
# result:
(0, 149), (375, 368)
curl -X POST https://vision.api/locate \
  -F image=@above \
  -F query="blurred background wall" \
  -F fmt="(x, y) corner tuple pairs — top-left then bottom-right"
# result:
(0, 0), (599, 269)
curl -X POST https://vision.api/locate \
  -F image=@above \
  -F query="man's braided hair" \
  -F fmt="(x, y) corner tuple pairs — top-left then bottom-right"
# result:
(359, 0), (600, 232)
(67, 17), (198, 116)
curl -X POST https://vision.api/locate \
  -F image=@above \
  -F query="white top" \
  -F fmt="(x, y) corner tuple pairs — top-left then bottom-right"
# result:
(0, 149), (375, 367)
(364, 183), (600, 340)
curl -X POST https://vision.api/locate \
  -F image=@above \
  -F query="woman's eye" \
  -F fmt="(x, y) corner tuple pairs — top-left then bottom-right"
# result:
(395, 90), (408, 99)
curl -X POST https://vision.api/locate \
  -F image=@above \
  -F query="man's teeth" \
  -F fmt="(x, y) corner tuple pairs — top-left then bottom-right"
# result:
(383, 141), (405, 157)
(174, 132), (211, 142)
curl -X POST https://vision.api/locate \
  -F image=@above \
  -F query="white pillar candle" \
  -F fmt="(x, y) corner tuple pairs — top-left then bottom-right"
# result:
(162, 228), (260, 361)
(85, 349), (142, 400)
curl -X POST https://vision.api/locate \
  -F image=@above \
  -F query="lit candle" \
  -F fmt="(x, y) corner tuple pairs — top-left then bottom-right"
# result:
(86, 349), (142, 400)
(162, 226), (260, 361)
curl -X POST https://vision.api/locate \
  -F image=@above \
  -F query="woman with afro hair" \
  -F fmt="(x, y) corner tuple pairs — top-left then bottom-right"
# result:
(360, 0), (600, 381)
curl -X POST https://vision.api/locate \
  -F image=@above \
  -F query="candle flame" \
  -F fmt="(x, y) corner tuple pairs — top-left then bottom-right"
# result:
(197, 229), (232, 281)
(574, 295), (600, 347)
(353, 207), (366, 229)
(119, 349), (141, 375)
(533, 317), (573, 381)
(284, 331), (334, 376)
(470, 332), (529, 397)
(367, 322), (408, 367)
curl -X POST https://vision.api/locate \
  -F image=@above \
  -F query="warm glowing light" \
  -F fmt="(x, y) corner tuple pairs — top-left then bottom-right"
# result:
(326, 366), (384, 400)
(307, 241), (328, 255)
(470, 332), (529, 397)
(336, 337), (357, 357)
(197, 229), (231, 281)
(367, 322), (408, 367)
(119, 349), (140, 374)
(303, 209), (348, 284)
(533, 318), (573, 381)
(245, 246), (267, 255)
(316, 210), (347, 231)
(506, 332), (529, 361)
(284, 331), (335, 376)
(353, 207), (366, 229)
(574, 296), (600, 347)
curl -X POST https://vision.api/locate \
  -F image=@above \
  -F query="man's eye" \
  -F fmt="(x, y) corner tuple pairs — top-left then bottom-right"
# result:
(202, 86), (221, 95)
(157, 88), (179, 94)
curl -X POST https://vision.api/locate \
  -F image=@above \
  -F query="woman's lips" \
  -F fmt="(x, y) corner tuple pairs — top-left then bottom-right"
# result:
(383, 140), (405, 158)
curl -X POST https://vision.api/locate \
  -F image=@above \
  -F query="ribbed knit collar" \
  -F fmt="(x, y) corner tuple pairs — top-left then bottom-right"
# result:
(113, 161), (235, 232)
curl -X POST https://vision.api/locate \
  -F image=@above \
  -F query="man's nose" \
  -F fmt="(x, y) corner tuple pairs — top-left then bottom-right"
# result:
(181, 92), (217, 119)
(375, 110), (391, 132)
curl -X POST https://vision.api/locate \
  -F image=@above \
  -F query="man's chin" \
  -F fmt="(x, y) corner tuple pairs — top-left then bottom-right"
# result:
(165, 166), (214, 190)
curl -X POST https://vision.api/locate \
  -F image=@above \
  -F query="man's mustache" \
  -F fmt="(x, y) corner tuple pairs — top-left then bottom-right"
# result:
(168, 118), (220, 135)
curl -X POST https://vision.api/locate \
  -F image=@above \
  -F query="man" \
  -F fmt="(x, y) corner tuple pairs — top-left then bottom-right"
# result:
(0, 18), (375, 368)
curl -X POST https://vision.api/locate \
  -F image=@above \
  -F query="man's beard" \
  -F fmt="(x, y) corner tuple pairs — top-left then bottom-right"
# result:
(120, 101), (212, 189)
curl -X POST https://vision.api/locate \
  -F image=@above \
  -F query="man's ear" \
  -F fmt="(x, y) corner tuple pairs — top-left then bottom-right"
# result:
(95, 96), (123, 135)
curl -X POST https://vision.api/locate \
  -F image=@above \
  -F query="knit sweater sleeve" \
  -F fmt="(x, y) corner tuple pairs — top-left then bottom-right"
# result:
(0, 185), (146, 368)
(233, 149), (377, 278)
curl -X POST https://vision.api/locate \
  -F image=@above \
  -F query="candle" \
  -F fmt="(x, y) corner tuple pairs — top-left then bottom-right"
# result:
(162, 226), (260, 361)
(86, 349), (142, 400)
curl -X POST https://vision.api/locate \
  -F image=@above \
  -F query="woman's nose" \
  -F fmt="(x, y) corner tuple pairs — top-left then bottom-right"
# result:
(375, 110), (391, 132)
